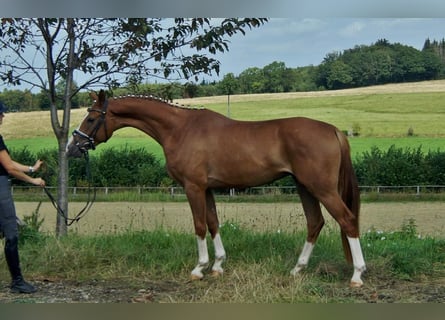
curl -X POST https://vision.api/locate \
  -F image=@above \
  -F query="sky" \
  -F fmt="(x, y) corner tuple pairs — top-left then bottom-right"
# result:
(1, 18), (445, 91)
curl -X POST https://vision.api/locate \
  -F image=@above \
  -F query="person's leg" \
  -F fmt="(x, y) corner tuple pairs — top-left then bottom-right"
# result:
(0, 176), (36, 293)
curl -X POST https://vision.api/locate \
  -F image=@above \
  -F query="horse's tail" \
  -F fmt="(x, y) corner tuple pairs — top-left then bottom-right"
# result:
(335, 129), (360, 264)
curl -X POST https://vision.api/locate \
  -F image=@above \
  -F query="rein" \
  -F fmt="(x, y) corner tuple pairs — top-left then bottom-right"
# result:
(44, 152), (96, 226)
(50, 99), (108, 225)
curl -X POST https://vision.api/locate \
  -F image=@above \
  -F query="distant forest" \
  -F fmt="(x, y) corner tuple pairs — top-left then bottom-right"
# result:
(2, 38), (445, 112)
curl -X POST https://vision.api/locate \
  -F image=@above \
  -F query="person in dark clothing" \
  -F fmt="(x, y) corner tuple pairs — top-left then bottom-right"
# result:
(0, 101), (45, 294)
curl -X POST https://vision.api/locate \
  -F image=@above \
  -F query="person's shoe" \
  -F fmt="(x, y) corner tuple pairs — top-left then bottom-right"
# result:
(10, 277), (37, 294)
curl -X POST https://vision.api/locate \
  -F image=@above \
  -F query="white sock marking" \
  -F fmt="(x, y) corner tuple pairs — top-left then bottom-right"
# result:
(291, 241), (314, 275)
(211, 233), (226, 273)
(347, 236), (366, 285)
(191, 236), (209, 279)
(213, 233), (226, 259)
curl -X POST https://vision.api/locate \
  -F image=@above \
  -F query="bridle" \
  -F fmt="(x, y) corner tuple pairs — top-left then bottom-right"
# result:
(71, 100), (109, 154)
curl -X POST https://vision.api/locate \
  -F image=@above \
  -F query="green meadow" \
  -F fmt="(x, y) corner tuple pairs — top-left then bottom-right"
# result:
(5, 84), (445, 161)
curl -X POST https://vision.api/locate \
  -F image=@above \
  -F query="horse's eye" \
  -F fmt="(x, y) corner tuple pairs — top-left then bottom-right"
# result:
(87, 117), (95, 123)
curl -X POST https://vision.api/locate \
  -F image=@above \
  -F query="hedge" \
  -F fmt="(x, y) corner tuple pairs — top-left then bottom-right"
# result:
(9, 145), (445, 188)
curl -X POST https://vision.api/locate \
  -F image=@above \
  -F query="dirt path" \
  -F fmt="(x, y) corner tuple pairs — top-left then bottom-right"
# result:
(0, 272), (443, 303)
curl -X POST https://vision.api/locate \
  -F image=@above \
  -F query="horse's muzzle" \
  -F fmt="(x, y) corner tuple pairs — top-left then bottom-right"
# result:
(66, 142), (84, 158)
(66, 130), (95, 158)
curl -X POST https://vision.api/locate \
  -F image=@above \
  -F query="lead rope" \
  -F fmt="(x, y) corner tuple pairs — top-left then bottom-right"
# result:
(43, 152), (96, 226)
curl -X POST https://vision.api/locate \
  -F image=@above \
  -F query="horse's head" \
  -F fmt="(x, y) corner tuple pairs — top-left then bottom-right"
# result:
(66, 90), (110, 158)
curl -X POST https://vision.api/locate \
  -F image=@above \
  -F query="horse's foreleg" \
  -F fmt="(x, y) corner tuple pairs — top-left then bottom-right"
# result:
(206, 190), (226, 277)
(191, 235), (209, 280)
(185, 184), (210, 280)
(291, 186), (324, 275)
(211, 233), (226, 276)
(291, 241), (315, 275)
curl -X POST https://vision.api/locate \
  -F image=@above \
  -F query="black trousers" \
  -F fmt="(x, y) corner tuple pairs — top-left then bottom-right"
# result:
(0, 175), (22, 280)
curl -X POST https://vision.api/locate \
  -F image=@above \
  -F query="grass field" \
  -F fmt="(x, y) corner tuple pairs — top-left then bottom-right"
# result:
(1, 201), (444, 303)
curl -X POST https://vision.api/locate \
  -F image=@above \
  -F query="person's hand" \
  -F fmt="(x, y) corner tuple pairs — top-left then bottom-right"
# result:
(32, 177), (46, 187)
(33, 159), (44, 172)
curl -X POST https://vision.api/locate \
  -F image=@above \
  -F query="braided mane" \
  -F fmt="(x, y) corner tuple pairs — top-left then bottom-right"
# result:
(111, 94), (204, 110)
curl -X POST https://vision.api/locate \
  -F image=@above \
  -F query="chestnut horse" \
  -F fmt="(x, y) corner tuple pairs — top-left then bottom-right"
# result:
(66, 90), (366, 287)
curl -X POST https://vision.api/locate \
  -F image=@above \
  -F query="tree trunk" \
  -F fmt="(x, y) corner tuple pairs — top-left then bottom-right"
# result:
(54, 18), (76, 236)
(55, 139), (69, 236)
(51, 18), (76, 236)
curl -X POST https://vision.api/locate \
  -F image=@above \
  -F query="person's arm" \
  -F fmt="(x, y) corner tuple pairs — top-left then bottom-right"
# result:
(11, 159), (43, 174)
(0, 150), (45, 187)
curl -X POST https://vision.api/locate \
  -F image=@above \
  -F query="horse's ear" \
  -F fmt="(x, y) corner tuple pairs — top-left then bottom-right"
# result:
(89, 92), (98, 101)
(98, 90), (106, 104)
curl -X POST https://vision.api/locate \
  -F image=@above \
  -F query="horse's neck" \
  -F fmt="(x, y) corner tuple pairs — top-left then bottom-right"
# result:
(110, 99), (184, 144)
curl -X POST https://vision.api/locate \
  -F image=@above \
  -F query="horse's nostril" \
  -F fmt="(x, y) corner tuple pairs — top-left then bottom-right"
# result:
(66, 144), (83, 158)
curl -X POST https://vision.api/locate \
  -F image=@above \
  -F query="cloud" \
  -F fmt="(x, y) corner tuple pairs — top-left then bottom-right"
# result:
(264, 19), (326, 37)
(285, 19), (327, 35)
(339, 21), (367, 37)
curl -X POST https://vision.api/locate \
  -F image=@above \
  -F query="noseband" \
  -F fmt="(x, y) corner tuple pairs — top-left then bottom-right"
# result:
(72, 100), (109, 154)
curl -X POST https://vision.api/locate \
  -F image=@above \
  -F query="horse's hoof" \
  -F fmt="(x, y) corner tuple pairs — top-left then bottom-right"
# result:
(350, 281), (363, 288)
(211, 270), (223, 278)
(290, 269), (299, 276)
(190, 274), (203, 281)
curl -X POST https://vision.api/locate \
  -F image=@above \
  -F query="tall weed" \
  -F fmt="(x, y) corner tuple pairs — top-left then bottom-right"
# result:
(18, 202), (45, 245)
(363, 218), (445, 279)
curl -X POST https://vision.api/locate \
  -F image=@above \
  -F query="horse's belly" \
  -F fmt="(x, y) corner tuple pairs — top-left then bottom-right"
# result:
(207, 162), (289, 188)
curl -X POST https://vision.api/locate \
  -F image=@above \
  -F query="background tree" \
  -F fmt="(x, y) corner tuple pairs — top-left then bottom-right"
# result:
(238, 67), (265, 93)
(316, 40), (443, 90)
(55, 80), (80, 109)
(183, 82), (199, 98)
(219, 73), (237, 117)
(423, 38), (445, 70)
(292, 66), (318, 91)
(263, 61), (287, 92)
(0, 17), (267, 236)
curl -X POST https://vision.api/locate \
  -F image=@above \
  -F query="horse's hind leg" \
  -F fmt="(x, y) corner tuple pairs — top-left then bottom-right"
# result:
(318, 192), (366, 287)
(205, 190), (226, 277)
(291, 185), (325, 275)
